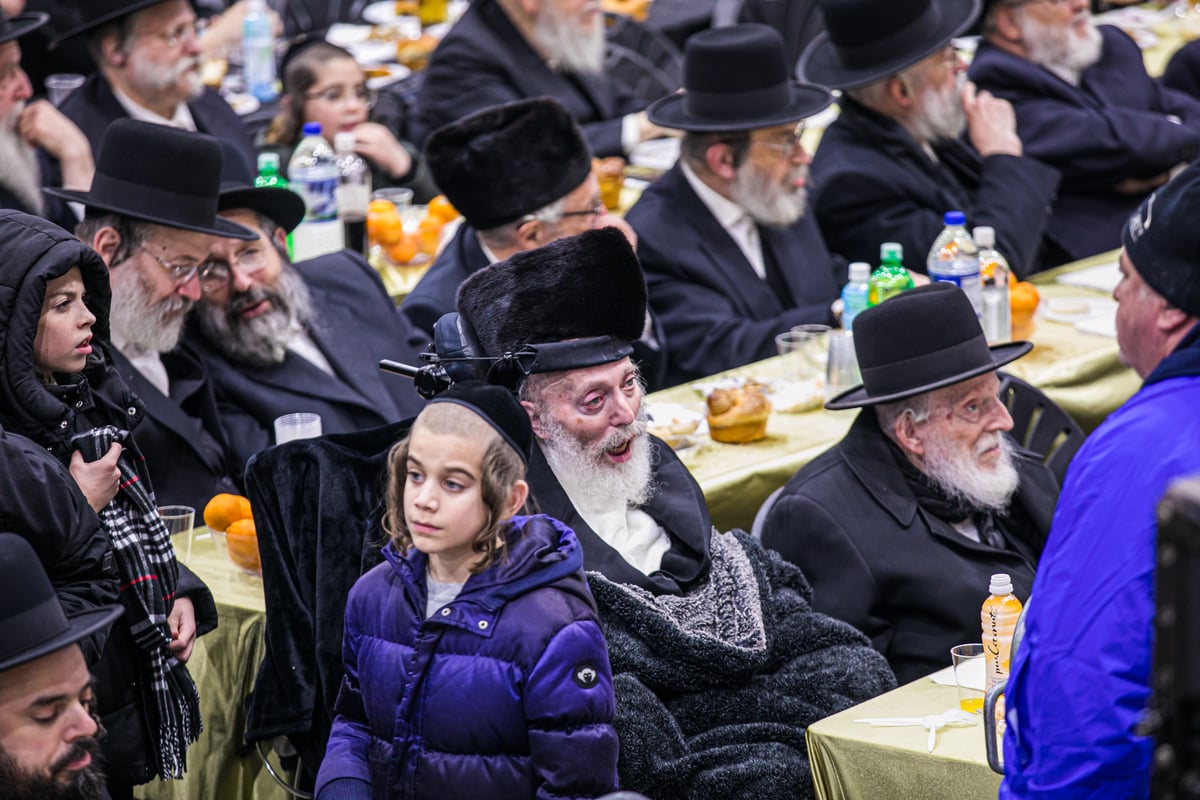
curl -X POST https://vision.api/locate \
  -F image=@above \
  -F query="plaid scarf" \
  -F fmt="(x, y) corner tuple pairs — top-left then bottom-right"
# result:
(72, 426), (202, 780)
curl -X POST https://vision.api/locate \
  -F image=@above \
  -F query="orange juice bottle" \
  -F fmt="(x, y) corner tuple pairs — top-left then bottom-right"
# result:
(981, 573), (1023, 693)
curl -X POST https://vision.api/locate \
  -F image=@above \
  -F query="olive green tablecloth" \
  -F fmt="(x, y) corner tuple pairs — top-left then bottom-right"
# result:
(646, 249), (1139, 534)
(134, 531), (289, 800)
(807, 674), (1002, 800)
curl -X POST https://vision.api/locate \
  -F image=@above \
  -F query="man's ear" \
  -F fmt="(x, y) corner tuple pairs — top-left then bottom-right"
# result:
(99, 32), (127, 68)
(892, 409), (926, 459)
(91, 226), (123, 268)
(273, 225), (289, 252)
(987, 5), (1023, 46)
(505, 479), (530, 517)
(520, 400), (550, 441)
(514, 218), (543, 249)
(1159, 305), (1193, 337)
(704, 141), (738, 181)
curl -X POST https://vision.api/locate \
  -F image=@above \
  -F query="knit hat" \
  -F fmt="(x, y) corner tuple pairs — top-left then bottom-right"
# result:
(1122, 163), (1200, 317)
(427, 380), (534, 464)
(423, 98), (593, 231)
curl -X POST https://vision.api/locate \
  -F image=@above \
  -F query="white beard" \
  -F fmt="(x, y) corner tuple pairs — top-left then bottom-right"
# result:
(128, 51), (204, 109)
(538, 406), (654, 513)
(533, 1), (605, 75)
(922, 429), (1021, 513)
(911, 72), (967, 144)
(730, 160), (807, 228)
(1017, 12), (1103, 86)
(109, 262), (191, 354)
(0, 105), (44, 215)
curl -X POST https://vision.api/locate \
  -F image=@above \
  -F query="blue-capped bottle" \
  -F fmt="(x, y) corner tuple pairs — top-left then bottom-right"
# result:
(927, 211), (982, 316)
(288, 123), (344, 260)
(241, 0), (278, 102)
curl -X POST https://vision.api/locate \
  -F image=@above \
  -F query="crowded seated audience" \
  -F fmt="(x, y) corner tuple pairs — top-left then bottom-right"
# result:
(412, 0), (674, 156)
(801, 0), (1063, 276)
(627, 25), (847, 384)
(969, 0), (1200, 262)
(0, 1), (1196, 796)
(762, 283), (1058, 684)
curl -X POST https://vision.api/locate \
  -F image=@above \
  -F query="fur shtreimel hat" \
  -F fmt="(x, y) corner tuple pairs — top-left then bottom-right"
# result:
(456, 228), (646, 375)
(424, 98), (593, 231)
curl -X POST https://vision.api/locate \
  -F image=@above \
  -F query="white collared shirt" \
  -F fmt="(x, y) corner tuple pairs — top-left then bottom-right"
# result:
(287, 330), (335, 376)
(680, 160), (766, 280)
(111, 84), (198, 132)
(111, 331), (171, 397)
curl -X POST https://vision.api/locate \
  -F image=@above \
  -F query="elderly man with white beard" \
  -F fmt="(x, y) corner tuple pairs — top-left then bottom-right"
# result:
(800, 0), (1064, 276)
(627, 24), (849, 385)
(55, 0), (256, 173)
(449, 226), (895, 799)
(412, 0), (674, 156)
(761, 282), (1060, 685)
(969, 0), (1200, 262)
(0, 7), (94, 230)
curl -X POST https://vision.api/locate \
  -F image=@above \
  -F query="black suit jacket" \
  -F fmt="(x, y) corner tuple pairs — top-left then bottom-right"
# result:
(60, 73), (256, 173)
(626, 164), (846, 386)
(762, 410), (1059, 684)
(412, 0), (646, 156)
(188, 251), (425, 469)
(811, 98), (1063, 276)
(109, 346), (243, 511)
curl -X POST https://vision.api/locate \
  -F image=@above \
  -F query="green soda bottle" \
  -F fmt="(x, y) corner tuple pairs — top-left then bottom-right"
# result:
(868, 242), (915, 306)
(255, 153), (294, 260)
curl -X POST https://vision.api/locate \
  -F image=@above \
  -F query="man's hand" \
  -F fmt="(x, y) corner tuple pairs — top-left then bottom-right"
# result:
(1113, 171), (1171, 195)
(68, 443), (122, 513)
(167, 596), (197, 662)
(352, 122), (413, 179)
(962, 81), (1022, 158)
(19, 101), (92, 164)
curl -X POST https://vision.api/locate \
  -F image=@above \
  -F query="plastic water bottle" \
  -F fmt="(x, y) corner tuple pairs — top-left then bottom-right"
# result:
(334, 132), (371, 256)
(981, 573), (1023, 694)
(927, 211), (982, 316)
(255, 153), (294, 260)
(869, 242), (914, 306)
(241, 0), (278, 103)
(974, 226), (1012, 344)
(288, 123), (344, 260)
(841, 262), (871, 331)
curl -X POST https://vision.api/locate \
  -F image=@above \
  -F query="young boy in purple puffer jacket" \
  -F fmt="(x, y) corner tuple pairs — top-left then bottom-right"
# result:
(316, 381), (619, 800)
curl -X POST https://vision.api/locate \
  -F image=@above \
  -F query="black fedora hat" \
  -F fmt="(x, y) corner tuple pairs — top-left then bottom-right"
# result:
(800, 0), (980, 90)
(217, 142), (306, 234)
(0, 534), (123, 673)
(45, 119), (257, 241)
(0, 7), (48, 44)
(826, 282), (1031, 410)
(53, 0), (165, 44)
(649, 24), (832, 132)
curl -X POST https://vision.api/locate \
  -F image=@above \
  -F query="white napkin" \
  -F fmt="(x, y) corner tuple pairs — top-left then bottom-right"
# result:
(1055, 261), (1121, 294)
(930, 661), (985, 691)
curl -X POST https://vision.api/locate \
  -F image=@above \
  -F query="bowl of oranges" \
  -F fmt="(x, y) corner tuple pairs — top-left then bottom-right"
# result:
(366, 192), (459, 296)
(202, 493), (261, 576)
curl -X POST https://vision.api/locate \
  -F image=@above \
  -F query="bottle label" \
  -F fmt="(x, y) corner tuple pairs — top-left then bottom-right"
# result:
(296, 173), (339, 221)
(928, 264), (983, 316)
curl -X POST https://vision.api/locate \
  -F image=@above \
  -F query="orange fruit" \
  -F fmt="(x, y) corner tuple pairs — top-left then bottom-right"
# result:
(417, 216), (443, 256)
(202, 493), (252, 533)
(427, 194), (459, 224)
(1010, 281), (1040, 314)
(367, 209), (404, 247)
(385, 232), (420, 264)
(225, 518), (261, 574)
(980, 261), (1018, 289)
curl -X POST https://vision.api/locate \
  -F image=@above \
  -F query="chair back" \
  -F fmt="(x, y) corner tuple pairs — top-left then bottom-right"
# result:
(750, 485), (785, 542)
(998, 372), (1085, 486)
(605, 13), (683, 104)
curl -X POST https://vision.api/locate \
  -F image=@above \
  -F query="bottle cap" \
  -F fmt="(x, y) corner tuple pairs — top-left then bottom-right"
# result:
(302, 122), (322, 136)
(880, 242), (902, 263)
(973, 226), (995, 248)
(944, 210), (965, 226)
(333, 132), (356, 153)
(849, 262), (870, 282)
(989, 573), (1013, 596)
(257, 152), (279, 174)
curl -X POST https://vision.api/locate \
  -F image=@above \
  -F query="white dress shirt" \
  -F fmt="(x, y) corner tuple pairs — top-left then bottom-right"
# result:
(680, 160), (766, 280)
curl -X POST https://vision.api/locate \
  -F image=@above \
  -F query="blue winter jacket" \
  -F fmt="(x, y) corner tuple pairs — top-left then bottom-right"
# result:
(1000, 325), (1200, 799)
(315, 514), (619, 800)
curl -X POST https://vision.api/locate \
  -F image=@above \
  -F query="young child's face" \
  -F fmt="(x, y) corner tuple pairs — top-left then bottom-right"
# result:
(303, 57), (371, 141)
(34, 267), (96, 377)
(404, 424), (491, 568)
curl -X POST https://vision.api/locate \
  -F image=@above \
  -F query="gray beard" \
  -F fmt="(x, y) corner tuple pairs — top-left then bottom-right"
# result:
(193, 267), (314, 368)
(128, 52), (204, 108)
(110, 262), (191, 354)
(533, 3), (605, 75)
(729, 162), (807, 228)
(538, 407), (654, 513)
(922, 430), (1021, 513)
(911, 74), (966, 144)
(0, 105), (44, 214)
(1018, 13), (1103, 86)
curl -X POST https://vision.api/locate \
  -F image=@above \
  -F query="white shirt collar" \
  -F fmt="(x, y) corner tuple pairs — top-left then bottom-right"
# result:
(680, 159), (748, 231)
(111, 84), (198, 131)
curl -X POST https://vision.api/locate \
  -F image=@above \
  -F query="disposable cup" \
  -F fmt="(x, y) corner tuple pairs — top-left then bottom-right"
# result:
(951, 643), (986, 714)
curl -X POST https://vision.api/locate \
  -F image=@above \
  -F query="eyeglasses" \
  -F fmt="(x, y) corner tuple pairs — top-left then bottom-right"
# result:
(558, 203), (607, 221)
(146, 20), (199, 48)
(138, 244), (212, 286)
(304, 85), (378, 108)
(920, 393), (1006, 426)
(752, 123), (808, 158)
(199, 245), (271, 293)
